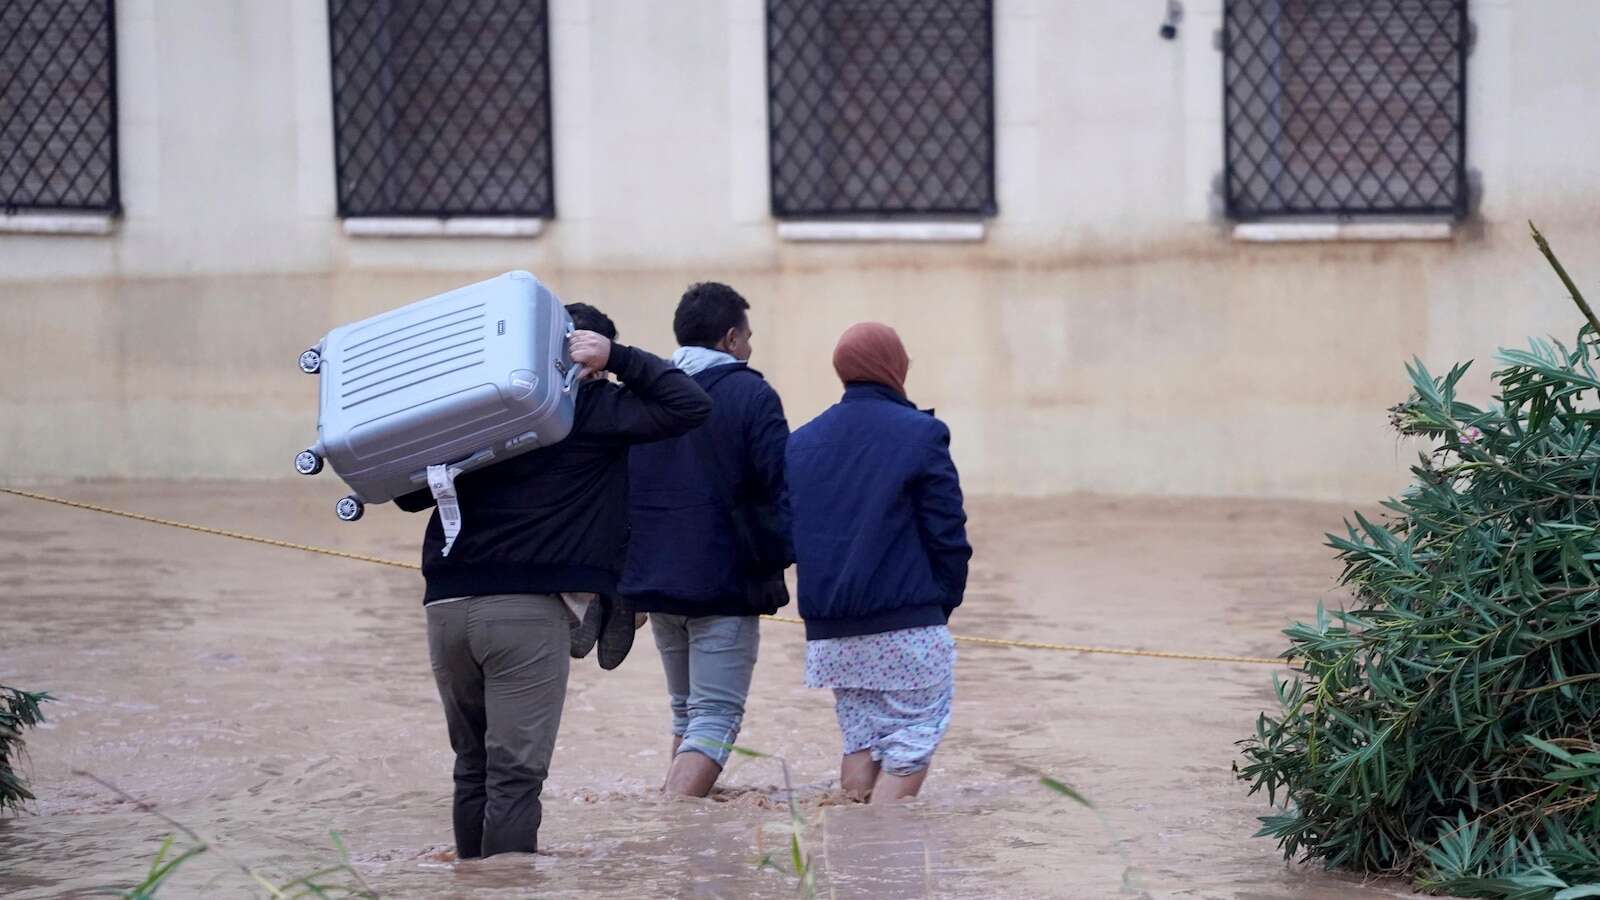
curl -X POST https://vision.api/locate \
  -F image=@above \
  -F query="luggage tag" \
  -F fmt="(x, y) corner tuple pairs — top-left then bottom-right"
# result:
(427, 464), (464, 556)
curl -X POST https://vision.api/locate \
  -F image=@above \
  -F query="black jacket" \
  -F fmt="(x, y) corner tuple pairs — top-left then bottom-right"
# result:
(397, 343), (712, 603)
(619, 363), (792, 616)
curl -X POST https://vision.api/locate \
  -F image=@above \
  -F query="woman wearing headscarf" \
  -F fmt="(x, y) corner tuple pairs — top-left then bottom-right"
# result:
(785, 322), (972, 802)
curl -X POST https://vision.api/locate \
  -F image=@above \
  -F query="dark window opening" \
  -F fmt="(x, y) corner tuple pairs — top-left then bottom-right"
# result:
(1223, 0), (1468, 220)
(328, 0), (554, 218)
(0, 0), (120, 215)
(767, 0), (996, 219)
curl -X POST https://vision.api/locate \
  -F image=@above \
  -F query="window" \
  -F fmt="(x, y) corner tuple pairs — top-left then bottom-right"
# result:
(1223, 0), (1467, 220)
(766, 0), (995, 219)
(327, 0), (554, 218)
(0, 0), (120, 215)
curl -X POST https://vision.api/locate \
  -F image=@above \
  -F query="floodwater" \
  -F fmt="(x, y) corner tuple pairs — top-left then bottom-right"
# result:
(0, 481), (1430, 898)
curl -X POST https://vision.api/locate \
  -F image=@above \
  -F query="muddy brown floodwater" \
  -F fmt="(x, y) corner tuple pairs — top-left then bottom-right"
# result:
(0, 482), (1431, 899)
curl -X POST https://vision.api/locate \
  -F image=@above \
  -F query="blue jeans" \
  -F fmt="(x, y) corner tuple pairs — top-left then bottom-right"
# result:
(650, 614), (760, 767)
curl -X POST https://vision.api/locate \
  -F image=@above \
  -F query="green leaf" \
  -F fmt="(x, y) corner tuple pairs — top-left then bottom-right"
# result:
(702, 739), (766, 759)
(1526, 735), (1579, 764)
(1039, 776), (1094, 808)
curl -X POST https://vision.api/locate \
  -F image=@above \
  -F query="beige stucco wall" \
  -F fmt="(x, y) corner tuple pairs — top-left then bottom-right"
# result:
(3, 0), (1599, 502)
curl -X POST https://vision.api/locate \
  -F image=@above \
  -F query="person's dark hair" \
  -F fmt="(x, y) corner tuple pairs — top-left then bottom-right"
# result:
(673, 282), (750, 348)
(565, 302), (617, 340)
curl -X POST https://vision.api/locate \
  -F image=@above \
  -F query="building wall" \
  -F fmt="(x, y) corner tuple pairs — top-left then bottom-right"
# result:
(4, 0), (1599, 501)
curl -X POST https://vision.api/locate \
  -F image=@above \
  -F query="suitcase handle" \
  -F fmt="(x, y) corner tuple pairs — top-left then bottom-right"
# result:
(561, 363), (587, 393)
(559, 321), (587, 393)
(407, 447), (497, 486)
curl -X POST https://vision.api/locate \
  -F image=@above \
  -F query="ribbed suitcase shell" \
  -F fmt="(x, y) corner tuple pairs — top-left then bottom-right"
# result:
(304, 271), (577, 509)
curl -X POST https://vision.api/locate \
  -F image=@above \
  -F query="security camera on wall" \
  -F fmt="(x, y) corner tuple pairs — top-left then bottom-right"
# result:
(1160, 0), (1184, 39)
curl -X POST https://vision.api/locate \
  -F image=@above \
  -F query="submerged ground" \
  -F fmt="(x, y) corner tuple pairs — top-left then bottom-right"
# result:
(0, 482), (1426, 898)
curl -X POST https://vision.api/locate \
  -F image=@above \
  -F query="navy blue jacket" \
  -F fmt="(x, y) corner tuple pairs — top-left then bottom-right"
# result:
(620, 363), (792, 616)
(786, 383), (971, 640)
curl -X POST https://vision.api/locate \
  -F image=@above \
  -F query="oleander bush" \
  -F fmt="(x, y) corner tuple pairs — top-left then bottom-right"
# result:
(1, 684), (49, 812)
(1236, 226), (1600, 899)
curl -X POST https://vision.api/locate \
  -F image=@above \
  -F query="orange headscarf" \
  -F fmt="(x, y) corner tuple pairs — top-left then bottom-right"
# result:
(832, 322), (910, 397)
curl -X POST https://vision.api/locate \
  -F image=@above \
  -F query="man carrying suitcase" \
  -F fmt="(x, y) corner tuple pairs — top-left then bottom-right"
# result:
(619, 282), (793, 797)
(397, 304), (710, 858)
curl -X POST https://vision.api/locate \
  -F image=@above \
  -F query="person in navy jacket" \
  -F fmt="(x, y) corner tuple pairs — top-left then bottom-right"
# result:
(786, 322), (971, 803)
(620, 282), (792, 797)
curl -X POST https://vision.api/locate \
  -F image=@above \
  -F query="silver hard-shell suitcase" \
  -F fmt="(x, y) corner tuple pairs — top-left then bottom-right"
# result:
(294, 271), (581, 521)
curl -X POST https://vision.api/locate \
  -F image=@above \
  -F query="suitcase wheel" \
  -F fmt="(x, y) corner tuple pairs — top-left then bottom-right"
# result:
(335, 495), (364, 522)
(294, 449), (323, 476)
(298, 348), (322, 374)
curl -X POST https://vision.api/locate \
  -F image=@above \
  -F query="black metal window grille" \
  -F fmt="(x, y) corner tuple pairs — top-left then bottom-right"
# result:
(1223, 0), (1467, 220)
(766, 0), (995, 218)
(328, 0), (554, 218)
(0, 0), (119, 214)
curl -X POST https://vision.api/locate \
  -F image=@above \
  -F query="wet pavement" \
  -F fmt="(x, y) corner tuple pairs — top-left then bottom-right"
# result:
(0, 481), (1427, 898)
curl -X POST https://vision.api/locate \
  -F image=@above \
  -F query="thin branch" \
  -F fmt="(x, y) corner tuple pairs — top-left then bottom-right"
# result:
(73, 769), (287, 898)
(1531, 221), (1600, 337)
(332, 831), (380, 898)
(73, 770), (208, 848)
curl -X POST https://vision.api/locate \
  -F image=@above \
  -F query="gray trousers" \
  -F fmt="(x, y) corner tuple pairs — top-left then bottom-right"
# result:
(426, 593), (569, 858)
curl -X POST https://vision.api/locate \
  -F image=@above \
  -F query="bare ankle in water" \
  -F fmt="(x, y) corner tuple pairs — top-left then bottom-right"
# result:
(664, 747), (722, 797)
(839, 750), (879, 802)
(870, 766), (929, 803)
